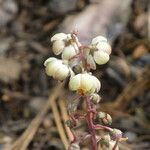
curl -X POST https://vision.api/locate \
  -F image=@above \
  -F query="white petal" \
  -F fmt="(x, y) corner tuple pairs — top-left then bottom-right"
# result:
(52, 40), (65, 55)
(91, 36), (107, 45)
(51, 33), (67, 41)
(94, 51), (110, 65)
(45, 59), (61, 76)
(91, 93), (101, 104)
(44, 57), (56, 66)
(91, 76), (101, 92)
(69, 74), (81, 91)
(96, 42), (111, 55)
(62, 45), (77, 60)
(80, 73), (94, 93)
(54, 64), (70, 81)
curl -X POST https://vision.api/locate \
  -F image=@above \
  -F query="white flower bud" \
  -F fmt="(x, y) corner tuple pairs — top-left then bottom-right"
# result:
(97, 112), (112, 125)
(52, 40), (65, 55)
(86, 54), (96, 70)
(91, 36), (107, 46)
(44, 57), (70, 81)
(96, 42), (111, 55)
(110, 129), (122, 140)
(93, 50), (110, 65)
(51, 33), (67, 42)
(97, 112), (106, 119)
(62, 45), (78, 60)
(69, 73), (100, 94)
(91, 93), (101, 104)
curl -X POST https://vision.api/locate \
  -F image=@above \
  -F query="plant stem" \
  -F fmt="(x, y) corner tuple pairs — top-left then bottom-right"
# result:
(94, 124), (113, 132)
(85, 96), (97, 150)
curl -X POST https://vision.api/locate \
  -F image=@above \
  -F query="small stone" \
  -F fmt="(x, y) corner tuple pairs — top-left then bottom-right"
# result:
(0, 56), (21, 83)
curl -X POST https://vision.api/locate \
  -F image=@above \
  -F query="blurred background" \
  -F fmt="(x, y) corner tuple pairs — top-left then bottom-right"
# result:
(0, 0), (149, 150)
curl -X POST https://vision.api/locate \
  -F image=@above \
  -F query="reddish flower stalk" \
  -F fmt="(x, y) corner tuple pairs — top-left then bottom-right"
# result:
(85, 96), (97, 150)
(94, 124), (113, 132)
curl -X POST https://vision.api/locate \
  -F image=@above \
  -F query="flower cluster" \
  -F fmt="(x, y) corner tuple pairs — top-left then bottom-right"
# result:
(44, 33), (111, 94)
(44, 32), (126, 150)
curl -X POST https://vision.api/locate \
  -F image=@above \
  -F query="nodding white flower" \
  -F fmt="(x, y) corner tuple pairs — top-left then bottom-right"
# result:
(96, 41), (111, 55)
(91, 36), (107, 46)
(69, 73), (101, 94)
(52, 40), (65, 55)
(93, 50), (110, 65)
(62, 45), (78, 60)
(44, 57), (70, 81)
(51, 33), (67, 42)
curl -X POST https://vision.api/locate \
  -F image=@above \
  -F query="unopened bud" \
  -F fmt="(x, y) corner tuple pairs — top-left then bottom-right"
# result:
(110, 129), (122, 140)
(91, 93), (101, 104)
(97, 112), (112, 125)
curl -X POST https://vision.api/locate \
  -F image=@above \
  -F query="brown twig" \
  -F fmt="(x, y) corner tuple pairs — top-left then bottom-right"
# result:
(50, 97), (69, 149)
(9, 83), (63, 150)
(113, 67), (150, 110)
(85, 96), (97, 150)
(101, 67), (150, 115)
(58, 99), (74, 142)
